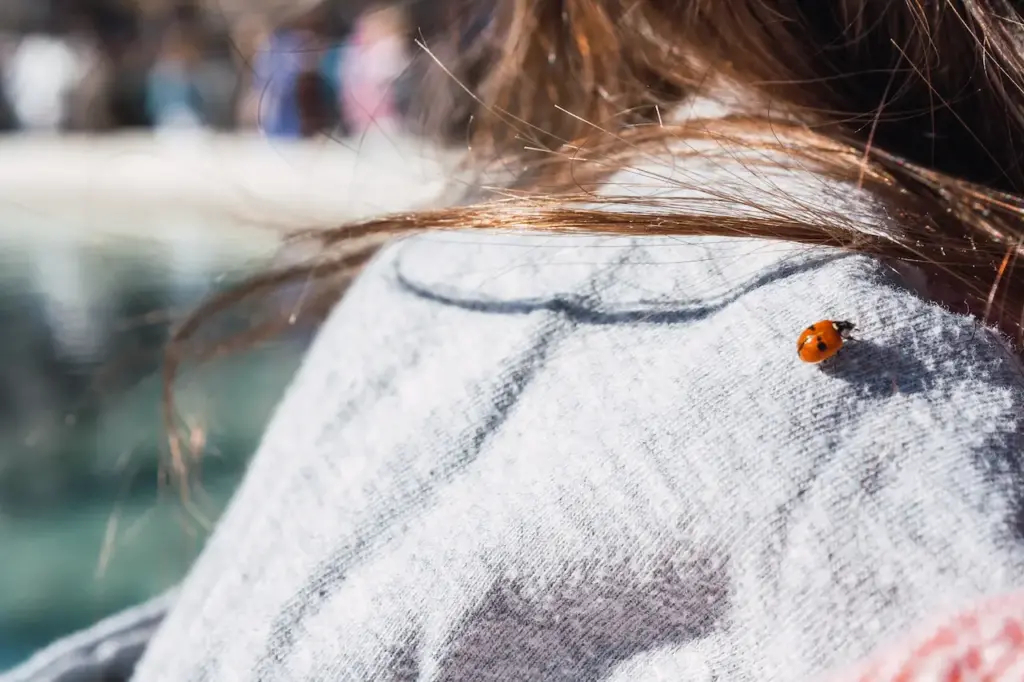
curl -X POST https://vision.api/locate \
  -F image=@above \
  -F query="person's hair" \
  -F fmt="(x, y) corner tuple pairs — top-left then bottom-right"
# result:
(163, 0), (1024, 489)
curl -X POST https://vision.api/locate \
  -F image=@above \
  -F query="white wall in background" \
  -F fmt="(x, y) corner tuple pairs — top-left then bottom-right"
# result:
(0, 131), (458, 248)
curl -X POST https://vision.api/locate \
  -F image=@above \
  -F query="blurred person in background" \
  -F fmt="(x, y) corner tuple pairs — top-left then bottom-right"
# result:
(186, 18), (237, 130)
(340, 3), (409, 137)
(149, 0), (238, 131)
(3, 31), (87, 131)
(146, 21), (205, 132)
(237, 4), (345, 140)
(298, 25), (346, 139)
(239, 14), (311, 138)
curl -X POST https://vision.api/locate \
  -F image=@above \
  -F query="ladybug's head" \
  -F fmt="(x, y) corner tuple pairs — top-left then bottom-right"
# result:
(834, 320), (855, 336)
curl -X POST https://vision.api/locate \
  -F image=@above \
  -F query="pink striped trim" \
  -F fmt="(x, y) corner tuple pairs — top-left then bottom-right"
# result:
(828, 591), (1024, 682)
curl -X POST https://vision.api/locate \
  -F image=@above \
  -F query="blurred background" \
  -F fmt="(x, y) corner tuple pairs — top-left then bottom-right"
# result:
(0, 0), (454, 670)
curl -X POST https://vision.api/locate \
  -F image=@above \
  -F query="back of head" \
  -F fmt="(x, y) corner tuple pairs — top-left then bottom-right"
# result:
(409, 0), (1024, 193)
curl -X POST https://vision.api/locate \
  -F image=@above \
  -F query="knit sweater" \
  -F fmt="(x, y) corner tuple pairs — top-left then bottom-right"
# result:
(6, 121), (1024, 681)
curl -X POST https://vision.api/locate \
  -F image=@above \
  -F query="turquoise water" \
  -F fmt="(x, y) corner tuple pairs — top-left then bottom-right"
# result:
(0, 226), (308, 671)
(0, 643), (29, 671)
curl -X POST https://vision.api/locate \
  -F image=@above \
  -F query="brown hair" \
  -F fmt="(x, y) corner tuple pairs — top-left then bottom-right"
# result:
(163, 0), (1024, 490)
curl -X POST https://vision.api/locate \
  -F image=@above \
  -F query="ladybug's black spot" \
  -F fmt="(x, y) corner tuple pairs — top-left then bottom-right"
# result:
(806, 324), (817, 332)
(816, 340), (828, 352)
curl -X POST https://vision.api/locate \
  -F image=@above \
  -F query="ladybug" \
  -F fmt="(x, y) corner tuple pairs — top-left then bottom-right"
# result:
(797, 320), (855, 363)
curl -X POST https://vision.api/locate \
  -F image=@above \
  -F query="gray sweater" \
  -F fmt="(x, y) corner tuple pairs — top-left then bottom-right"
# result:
(8, 141), (1024, 682)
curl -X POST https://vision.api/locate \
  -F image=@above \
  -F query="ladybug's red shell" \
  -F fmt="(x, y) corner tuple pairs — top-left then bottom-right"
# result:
(797, 320), (855, 363)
